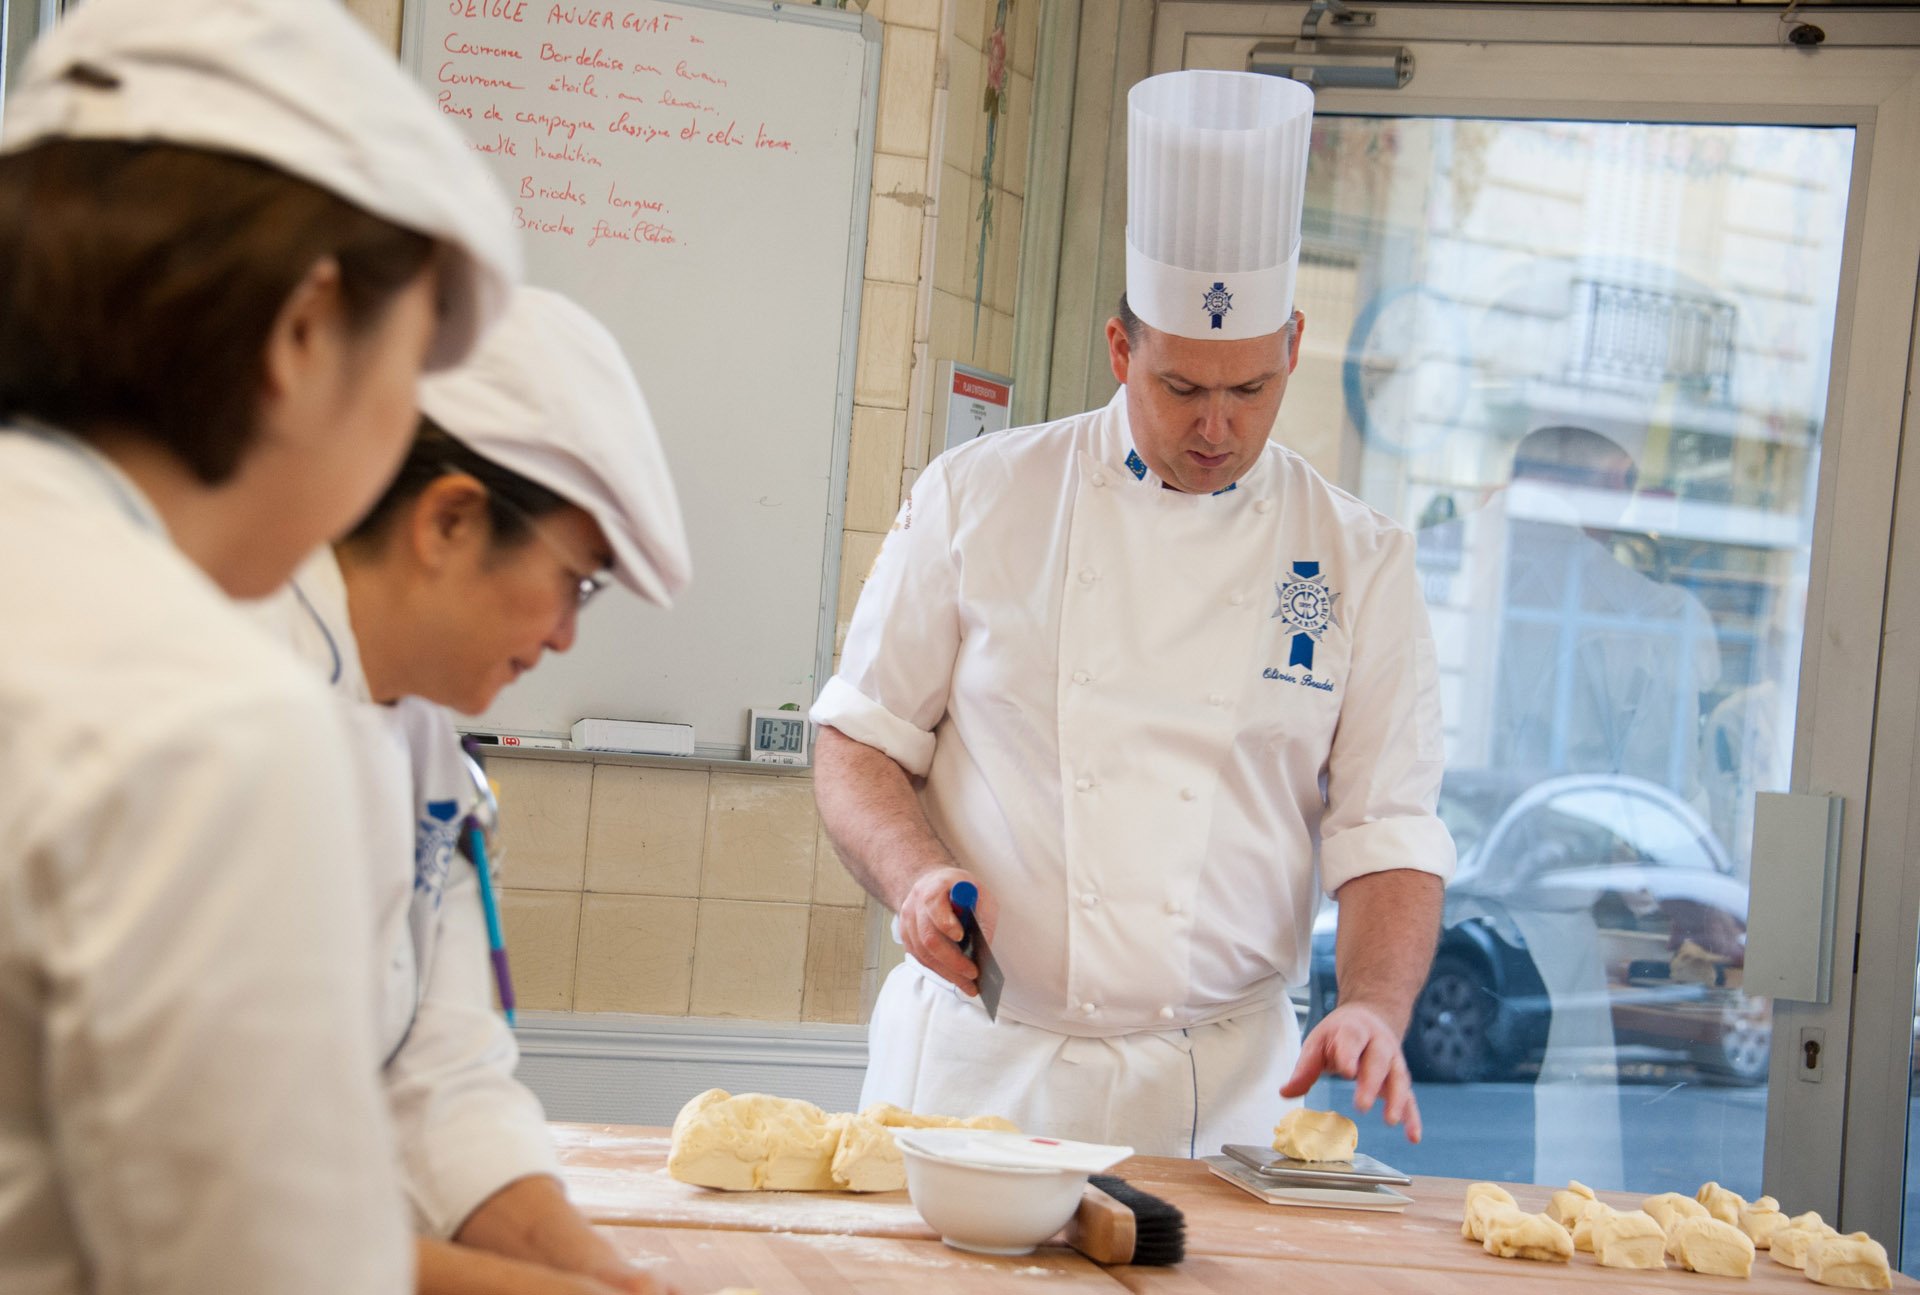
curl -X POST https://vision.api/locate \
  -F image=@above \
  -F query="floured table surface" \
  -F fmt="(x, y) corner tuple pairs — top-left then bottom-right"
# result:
(557, 1124), (1914, 1291)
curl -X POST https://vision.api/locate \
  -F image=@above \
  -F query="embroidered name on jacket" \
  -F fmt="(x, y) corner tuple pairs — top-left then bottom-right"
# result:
(1267, 561), (1341, 688)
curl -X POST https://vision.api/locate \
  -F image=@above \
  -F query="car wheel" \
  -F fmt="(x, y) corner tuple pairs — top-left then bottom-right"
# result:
(1696, 994), (1771, 1087)
(1405, 954), (1500, 1084)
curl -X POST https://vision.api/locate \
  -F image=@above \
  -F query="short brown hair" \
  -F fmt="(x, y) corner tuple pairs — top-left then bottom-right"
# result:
(0, 139), (436, 485)
(343, 418), (568, 553)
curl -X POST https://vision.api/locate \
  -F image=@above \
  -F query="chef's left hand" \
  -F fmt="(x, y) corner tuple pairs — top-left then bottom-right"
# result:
(1280, 1003), (1421, 1144)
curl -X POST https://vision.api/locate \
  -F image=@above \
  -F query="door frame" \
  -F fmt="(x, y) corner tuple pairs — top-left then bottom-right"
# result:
(1016, 0), (1920, 1238)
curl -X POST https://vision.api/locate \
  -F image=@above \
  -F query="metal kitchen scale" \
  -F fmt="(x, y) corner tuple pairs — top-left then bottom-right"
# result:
(1210, 1145), (1416, 1212)
(1221, 1144), (1413, 1186)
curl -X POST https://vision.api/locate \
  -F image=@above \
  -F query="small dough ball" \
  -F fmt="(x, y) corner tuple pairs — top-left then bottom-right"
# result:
(1545, 1180), (1597, 1227)
(1642, 1191), (1711, 1234)
(1272, 1108), (1358, 1163)
(1591, 1209), (1667, 1270)
(1739, 1195), (1787, 1249)
(1805, 1232), (1893, 1290)
(1696, 1180), (1745, 1225)
(1571, 1199), (1618, 1253)
(1667, 1215), (1756, 1278)
(828, 1114), (905, 1193)
(1773, 1212), (1840, 1270)
(1480, 1208), (1574, 1263)
(1460, 1183), (1517, 1241)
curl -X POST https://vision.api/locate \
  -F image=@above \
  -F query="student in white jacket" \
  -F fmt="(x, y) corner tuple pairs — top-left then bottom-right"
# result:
(255, 288), (691, 1295)
(0, 1), (517, 1292)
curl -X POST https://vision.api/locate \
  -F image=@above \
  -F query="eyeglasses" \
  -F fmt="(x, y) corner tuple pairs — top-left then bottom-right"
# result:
(446, 464), (614, 609)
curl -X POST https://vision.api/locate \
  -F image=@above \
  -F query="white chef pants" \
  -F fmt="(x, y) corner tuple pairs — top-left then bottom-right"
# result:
(860, 964), (1301, 1157)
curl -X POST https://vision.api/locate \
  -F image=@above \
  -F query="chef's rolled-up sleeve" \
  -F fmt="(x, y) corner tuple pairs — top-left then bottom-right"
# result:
(1320, 527), (1456, 896)
(811, 456), (963, 779)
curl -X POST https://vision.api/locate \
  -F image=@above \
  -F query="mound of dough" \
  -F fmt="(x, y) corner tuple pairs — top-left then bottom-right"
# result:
(668, 1091), (1020, 1193)
(1461, 1183), (1518, 1241)
(1546, 1180), (1596, 1227)
(1773, 1212), (1841, 1270)
(860, 1102), (1019, 1133)
(1738, 1195), (1786, 1249)
(1667, 1216), (1756, 1278)
(1481, 1208), (1574, 1263)
(1642, 1191), (1711, 1234)
(1272, 1108), (1358, 1162)
(828, 1114), (903, 1193)
(1571, 1199), (1618, 1253)
(1805, 1232), (1893, 1290)
(1696, 1180), (1745, 1225)
(1591, 1209), (1666, 1270)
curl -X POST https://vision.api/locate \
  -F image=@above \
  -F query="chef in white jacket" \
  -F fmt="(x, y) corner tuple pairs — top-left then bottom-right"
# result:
(254, 288), (690, 1295)
(0, 1), (517, 1292)
(812, 70), (1456, 1157)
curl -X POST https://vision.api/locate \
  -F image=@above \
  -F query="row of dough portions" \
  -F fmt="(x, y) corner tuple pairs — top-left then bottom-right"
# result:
(1465, 1176), (1891, 1287)
(667, 1089), (1017, 1193)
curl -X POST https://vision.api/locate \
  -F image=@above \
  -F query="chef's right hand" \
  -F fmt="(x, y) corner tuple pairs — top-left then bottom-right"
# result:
(900, 866), (998, 996)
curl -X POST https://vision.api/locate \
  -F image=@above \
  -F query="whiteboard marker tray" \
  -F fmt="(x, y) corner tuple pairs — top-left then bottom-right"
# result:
(1222, 1143), (1412, 1186)
(1204, 1155), (1414, 1212)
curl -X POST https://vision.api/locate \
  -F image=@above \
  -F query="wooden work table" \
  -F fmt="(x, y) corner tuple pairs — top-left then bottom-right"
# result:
(555, 1123), (1915, 1293)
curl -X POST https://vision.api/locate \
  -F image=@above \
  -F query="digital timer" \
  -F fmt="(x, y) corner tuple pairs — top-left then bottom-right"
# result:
(747, 709), (811, 765)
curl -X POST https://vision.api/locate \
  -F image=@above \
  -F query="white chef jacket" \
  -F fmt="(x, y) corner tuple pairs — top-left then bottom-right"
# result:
(252, 549), (560, 1239)
(814, 391), (1454, 1146)
(0, 430), (410, 1295)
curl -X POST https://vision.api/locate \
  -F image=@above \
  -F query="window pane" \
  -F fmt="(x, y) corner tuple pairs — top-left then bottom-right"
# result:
(1297, 117), (1854, 1199)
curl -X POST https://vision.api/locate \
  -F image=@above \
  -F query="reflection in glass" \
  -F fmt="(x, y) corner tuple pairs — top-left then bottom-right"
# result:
(1293, 117), (1853, 1200)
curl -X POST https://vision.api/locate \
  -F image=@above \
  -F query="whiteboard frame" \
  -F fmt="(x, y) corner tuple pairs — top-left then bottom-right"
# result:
(400, 0), (881, 763)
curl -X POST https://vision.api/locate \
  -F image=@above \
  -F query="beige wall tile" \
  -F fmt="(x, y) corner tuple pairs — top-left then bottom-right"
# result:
(813, 817), (871, 907)
(701, 773), (819, 902)
(803, 906), (868, 1023)
(989, 191), (1023, 314)
(987, 307), (1017, 377)
(886, 0), (940, 32)
(343, 0), (402, 48)
(946, 42), (984, 183)
(861, 0), (887, 21)
(1011, 0), (1038, 79)
(689, 900), (810, 1019)
(584, 765), (709, 897)
(953, 0), (988, 57)
(1002, 71), (1033, 199)
(846, 404), (910, 533)
(835, 528), (887, 656)
(876, 27), (939, 160)
(574, 894), (698, 1015)
(493, 758), (593, 891)
(502, 889), (581, 1012)
(854, 280), (918, 409)
(932, 164), (976, 299)
(929, 286), (984, 371)
(865, 153), (932, 286)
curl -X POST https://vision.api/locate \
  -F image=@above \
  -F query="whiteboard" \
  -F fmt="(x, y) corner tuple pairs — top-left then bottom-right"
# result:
(404, 0), (879, 755)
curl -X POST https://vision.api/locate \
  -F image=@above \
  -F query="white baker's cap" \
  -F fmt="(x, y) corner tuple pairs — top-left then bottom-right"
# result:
(0, 0), (520, 370)
(420, 287), (692, 608)
(1126, 70), (1314, 342)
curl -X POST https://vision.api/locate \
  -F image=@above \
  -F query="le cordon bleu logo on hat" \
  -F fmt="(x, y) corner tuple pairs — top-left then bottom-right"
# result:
(1124, 70), (1314, 343)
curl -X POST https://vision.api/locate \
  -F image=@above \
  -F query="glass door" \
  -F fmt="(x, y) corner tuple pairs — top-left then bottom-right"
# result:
(1150, 1), (1920, 1228)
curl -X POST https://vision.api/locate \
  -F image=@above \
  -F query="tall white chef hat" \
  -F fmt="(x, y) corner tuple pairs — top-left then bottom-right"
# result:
(420, 287), (692, 608)
(0, 0), (519, 370)
(1126, 70), (1314, 342)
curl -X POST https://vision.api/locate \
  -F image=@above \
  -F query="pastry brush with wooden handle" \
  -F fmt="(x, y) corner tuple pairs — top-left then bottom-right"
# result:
(1065, 1175), (1186, 1266)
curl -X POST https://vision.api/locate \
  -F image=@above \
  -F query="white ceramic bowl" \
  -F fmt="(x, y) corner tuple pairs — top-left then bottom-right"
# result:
(897, 1140), (1089, 1256)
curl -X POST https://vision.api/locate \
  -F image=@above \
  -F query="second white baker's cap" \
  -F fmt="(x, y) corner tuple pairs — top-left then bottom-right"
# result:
(1126, 70), (1314, 342)
(420, 287), (692, 608)
(0, 0), (520, 370)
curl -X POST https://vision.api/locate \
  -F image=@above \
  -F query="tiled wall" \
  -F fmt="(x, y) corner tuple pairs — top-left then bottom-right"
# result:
(493, 758), (873, 1022)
